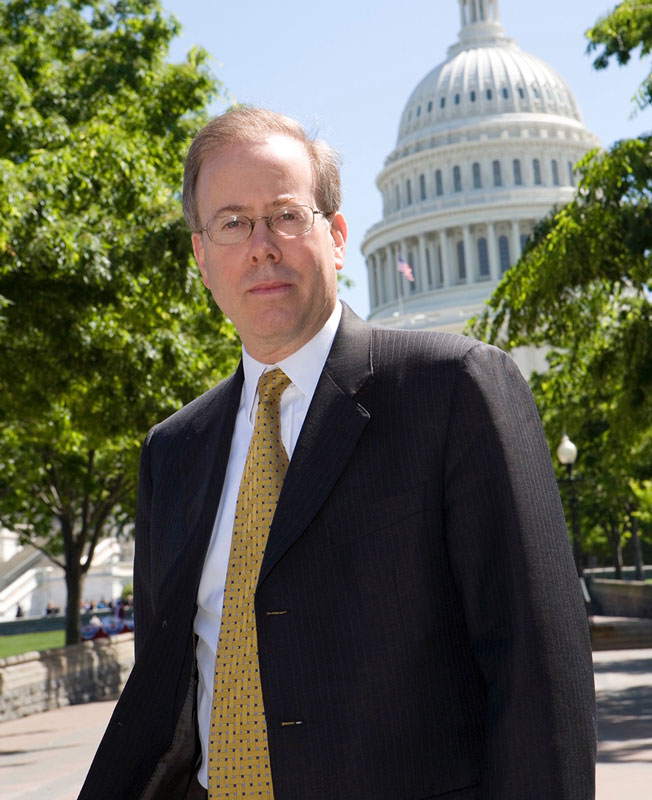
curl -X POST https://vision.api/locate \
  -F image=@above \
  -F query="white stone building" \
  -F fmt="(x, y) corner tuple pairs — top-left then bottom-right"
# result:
(361, 0), (599, 361)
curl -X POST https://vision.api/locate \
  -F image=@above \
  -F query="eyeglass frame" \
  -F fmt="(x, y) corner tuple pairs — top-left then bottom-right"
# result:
(197, 204), (332, 246)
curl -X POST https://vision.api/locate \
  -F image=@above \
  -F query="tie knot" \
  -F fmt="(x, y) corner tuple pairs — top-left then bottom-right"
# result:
(257, 368), (291, 405)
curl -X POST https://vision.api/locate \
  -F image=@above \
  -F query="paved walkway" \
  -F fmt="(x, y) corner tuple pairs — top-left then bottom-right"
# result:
(1, 649), (651, 798)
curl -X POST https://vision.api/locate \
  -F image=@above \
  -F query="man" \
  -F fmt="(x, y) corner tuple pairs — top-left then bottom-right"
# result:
(81, 107), (596, 799)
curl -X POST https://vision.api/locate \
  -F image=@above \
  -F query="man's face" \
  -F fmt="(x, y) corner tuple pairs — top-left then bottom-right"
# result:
(191, 134), (347, 364)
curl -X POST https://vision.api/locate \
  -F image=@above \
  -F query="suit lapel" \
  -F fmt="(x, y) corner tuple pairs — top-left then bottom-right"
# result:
(178, 363), (244, 557)
(259, 306), (373, 585)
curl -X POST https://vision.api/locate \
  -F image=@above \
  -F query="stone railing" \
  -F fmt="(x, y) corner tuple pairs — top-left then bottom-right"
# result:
(588, 578), (652, 619)
(0, 632), (134, 722)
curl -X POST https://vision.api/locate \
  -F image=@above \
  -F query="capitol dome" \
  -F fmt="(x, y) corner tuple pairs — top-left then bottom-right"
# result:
(362, 0), (600, 350)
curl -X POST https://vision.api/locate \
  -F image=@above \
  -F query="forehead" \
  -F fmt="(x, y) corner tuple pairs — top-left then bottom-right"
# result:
(197, 134), (314, 208)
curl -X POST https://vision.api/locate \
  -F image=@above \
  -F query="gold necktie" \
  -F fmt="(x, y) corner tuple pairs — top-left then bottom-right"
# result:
(207, 368), (291, 799)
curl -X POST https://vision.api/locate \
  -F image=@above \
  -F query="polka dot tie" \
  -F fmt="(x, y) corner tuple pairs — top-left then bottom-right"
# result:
(207, 368), (291, 799)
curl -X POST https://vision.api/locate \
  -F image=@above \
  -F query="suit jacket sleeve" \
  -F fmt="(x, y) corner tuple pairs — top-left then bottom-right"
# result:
(443, 342), (596, 798)
(134, 426), (155, 659)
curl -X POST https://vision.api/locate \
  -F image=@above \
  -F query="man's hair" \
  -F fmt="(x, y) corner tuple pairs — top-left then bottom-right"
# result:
(182, 106), (342, 231)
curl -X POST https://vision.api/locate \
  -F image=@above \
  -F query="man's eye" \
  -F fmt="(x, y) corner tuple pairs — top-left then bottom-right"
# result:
(222, 217), (246, 230)
(278, 210), (298, 221)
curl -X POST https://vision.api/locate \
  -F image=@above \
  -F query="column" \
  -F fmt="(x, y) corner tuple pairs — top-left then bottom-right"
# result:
(388, 244), (398, 300)
(440, 229), (452, 286)
(418, 234), (428, 293)
(511, 220), (521, 265)
(487, 222), (500, 281)
(462, 225), (474, 282)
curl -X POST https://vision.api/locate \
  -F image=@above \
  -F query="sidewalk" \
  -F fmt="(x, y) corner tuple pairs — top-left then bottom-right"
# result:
(1, 649), (651, 799)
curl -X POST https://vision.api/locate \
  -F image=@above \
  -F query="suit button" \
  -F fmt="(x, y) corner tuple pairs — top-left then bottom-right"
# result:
(264, 610), (288, 616)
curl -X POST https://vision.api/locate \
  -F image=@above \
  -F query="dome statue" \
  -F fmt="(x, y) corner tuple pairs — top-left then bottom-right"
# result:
(361, 0), (600, 354)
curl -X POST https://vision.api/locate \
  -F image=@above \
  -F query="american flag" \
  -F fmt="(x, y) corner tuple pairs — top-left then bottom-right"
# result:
(397, 256), (415, 282)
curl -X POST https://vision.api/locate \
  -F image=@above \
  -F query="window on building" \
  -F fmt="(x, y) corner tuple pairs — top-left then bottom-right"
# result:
(455, 93), (460, 105)
(568, 161), (575, 186)
(493, 159), (502, 187)
(419, 173), (426, 200)
(520, 233), (529, 254)
(435, 169), (443, 196)
(457, 241), (466, 281)
(437, 245), (444, 284)
(440, 97), (446, 108)
(478, 238), (490, 277)
(518, 86), (524, 98)
(486, 88), (493, 100)
(533, 158), (542, 185)
(513, 158), (522, 185)
(532, 86), (540, 99)
(470, 90), (476, 102)
(416, 105), (421, 117)
(472, 162), (482, 189)
(502, 87), (508, 99)
(453, 165), (462, 192)
(427, 100), (433, 112)
(406, 178), (412, 205)
(499, 235), (510, 272)
(395, 185), (401, 210)
(551, 159), (560, 186)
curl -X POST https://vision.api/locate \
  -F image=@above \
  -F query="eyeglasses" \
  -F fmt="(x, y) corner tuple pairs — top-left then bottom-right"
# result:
(199, 205), (328, 246)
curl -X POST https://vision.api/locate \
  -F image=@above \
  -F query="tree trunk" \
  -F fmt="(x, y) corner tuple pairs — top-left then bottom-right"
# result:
(608, 520), (624, 579)
(630, 513), (644, 581)
(64, 557), (85, 646)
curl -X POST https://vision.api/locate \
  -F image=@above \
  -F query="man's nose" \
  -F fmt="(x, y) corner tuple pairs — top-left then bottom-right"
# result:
(248, 218), (281, 262)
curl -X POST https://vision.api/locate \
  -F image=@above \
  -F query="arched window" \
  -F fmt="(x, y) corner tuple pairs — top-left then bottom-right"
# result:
(453, 165), (462, 192)
(435, 169), (443, 196)
(470, 90), (476, 102)
(406, 178), (412, 205)
(533, 159), (542, 185)
(454, 93), (460, 105)
(419, 173), (426, 200)
(486, 88), (493, 100)
(457, 241), (466, 281)
(498, 235), (510, 272)
(440, 97), (446, 109)
(551, 159), (560, 186)
(478, 238), (490, 277)
(427, 100), (433, 112)
(502, 87), (508, 99)
(568, 161), (575, 186)
(472, 162), (482, 189)
(493, 159), (502, 187)
(513, 159), (522, 186)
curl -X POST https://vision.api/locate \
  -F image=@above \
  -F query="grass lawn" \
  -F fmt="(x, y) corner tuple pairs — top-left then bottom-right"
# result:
(0, 630), (66, 659)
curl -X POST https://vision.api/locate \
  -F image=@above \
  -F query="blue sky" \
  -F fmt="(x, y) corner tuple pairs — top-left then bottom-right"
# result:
(161, 0), (651, 319)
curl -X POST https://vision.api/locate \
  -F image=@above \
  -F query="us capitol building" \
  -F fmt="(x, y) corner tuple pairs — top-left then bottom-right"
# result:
(361, 0), (600, 361)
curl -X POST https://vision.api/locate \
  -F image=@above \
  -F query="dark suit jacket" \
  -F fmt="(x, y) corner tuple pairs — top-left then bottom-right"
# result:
(80, 305), (596, 799)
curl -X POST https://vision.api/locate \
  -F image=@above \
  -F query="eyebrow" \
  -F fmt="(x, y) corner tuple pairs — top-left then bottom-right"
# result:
(209, 197), (304, 218)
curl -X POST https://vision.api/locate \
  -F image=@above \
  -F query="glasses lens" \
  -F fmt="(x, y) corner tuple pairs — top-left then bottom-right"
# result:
(207, 215), (251, 245)
(269, 206), (314, 237)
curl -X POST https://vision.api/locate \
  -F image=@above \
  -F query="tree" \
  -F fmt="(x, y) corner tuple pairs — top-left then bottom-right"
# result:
(0, 0), (240, 644)
(469, 1), (652, 573)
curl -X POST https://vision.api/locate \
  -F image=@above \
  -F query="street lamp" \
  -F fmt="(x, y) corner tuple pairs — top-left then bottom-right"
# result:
(556, 434), (583, 578)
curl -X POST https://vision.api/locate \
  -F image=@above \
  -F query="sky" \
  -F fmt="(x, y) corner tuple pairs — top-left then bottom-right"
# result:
(161, 0), (651, 320)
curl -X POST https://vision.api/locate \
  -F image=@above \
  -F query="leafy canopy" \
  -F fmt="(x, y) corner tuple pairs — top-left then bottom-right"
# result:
(0, 0), (239, 640)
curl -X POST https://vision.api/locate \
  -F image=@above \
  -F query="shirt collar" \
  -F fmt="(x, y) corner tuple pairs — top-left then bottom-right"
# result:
(241, 301), (342, 424)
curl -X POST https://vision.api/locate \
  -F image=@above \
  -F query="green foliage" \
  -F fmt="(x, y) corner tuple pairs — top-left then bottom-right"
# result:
(587, 0), (652, 113)
(0, 0), (240, 643)
(468, 1), (652, 572)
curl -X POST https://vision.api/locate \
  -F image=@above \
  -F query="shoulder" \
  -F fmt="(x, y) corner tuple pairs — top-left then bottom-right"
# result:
(145, 366), (242, 450)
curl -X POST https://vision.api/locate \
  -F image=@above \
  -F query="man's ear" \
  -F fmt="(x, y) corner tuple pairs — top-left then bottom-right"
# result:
(330, 213), (347, 271)
(192, 232), (211, 288)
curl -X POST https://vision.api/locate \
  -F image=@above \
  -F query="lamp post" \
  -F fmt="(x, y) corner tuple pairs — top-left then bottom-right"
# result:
(556, 434), (583, 578)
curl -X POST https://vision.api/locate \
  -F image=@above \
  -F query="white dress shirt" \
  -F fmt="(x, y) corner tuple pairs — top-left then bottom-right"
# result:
(193, 301), (342, 787)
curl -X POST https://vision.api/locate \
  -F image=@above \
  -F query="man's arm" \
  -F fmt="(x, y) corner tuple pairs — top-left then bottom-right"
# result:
(443, 342), (596, 798)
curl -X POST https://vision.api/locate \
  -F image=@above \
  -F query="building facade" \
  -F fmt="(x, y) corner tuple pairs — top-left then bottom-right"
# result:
(362, 0), (600, 344)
